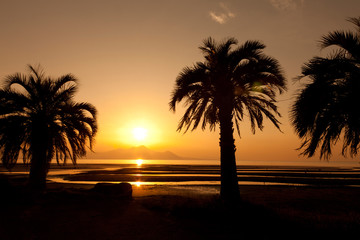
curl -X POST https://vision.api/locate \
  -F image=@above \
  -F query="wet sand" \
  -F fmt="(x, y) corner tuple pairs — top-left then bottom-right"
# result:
(1, 180), (360, 240)
(1, 165), (360, 239)
(59, 164), (360, 186)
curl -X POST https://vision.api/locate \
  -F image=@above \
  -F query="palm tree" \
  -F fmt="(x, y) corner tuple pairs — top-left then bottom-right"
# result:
(0, 65), (98, 190)
(170, 37), (286, 203)
(291, 17), (360, 159)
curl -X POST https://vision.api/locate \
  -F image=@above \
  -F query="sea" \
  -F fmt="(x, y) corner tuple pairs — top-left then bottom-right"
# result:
(2, 159), (360, 188)
(76, 158), (360, 167)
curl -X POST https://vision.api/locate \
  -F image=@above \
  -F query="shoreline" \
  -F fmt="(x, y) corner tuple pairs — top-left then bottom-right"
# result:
(1, 171), (360, 239)
(3, 163), (360, 189)
(1, 177), (360, 240)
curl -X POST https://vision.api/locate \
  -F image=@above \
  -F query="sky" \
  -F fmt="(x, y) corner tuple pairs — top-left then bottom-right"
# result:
(1, 0), (360, 163)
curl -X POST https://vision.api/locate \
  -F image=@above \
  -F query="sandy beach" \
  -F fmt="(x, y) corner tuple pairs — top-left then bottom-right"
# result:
(1, 163), (360, 240)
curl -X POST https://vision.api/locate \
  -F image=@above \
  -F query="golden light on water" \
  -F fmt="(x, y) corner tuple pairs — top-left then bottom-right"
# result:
(135, 181), (142, 187)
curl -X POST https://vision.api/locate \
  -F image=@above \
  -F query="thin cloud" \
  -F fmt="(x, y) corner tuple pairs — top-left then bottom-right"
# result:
(209, 12), (228, 24)
(209, 2), (235, 24)
(269, 0), (304, 11)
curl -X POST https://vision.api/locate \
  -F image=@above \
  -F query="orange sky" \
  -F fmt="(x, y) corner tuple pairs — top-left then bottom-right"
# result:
(1, 0), (359, 163)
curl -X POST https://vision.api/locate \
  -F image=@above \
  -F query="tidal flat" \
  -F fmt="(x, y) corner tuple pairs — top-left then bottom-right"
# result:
(1, 163), (360, 239)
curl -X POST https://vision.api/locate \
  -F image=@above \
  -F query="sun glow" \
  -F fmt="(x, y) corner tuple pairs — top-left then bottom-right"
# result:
(136, 159), (143, 166)
(133, 127), (148, 141)
(114, 119), (163, 147)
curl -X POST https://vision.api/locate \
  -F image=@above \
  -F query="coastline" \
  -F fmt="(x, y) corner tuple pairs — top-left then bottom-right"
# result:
(1, 173), (360, 240)
(3, 162), (360, 189)
(1, 162), (360, 239)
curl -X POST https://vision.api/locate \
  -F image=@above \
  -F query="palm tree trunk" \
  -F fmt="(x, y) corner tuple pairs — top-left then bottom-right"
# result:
(219, 106), (240, 204)
(28, 121), (50, 191)
(29, 153), (48, 191)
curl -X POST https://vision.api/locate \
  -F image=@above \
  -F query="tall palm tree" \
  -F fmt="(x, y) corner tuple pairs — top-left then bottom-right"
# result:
(0, 65), (98, 190)
(291, 17), (360, 159)
(170, 37), (286, 203)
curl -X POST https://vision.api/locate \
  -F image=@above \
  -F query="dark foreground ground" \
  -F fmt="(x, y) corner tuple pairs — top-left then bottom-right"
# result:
(0, 175), (360, 240)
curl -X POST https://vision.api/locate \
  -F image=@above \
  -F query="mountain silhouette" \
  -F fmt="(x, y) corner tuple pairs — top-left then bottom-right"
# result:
(86, 145), (188, 160)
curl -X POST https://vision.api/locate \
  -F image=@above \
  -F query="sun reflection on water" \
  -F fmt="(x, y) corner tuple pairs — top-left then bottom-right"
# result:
(136, 159), (143, 166)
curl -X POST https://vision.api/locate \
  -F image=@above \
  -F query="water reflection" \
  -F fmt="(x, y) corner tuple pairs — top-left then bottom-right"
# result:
(136, 159), (143, 167)
(6, 161), (360, 188)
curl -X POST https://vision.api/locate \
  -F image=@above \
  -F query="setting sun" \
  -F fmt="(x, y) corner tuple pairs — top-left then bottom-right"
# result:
(133, 127), (148, 141)
(136, 159), (143, 166)
(114, 120), (162, 148)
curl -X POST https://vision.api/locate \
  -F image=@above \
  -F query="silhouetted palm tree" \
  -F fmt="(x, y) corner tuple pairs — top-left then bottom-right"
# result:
(291, 17), (360, 159)
(170, 37), (286, 203)
(0, 65), (97, 190)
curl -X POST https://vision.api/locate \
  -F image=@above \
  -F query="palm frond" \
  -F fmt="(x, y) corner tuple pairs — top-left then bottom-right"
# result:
(170, 37), (285, 135)
(347, 17), (360, 34)
(321, 31), (360, 59)
(0, 65), (98, 172)
(292, 17), (360, 159)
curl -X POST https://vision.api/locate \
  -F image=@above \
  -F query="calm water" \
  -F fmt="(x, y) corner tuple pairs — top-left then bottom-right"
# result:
(3, 159), (360, 187)
(52, 159), (360, 186)
(76, 158), (360, 167)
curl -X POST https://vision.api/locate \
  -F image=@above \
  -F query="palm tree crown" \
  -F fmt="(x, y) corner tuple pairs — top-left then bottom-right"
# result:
(170, 37), (286, 202)
(170, 37), (286, 135)
(0, 65), (97, 188)
(291, 17), (360, 159)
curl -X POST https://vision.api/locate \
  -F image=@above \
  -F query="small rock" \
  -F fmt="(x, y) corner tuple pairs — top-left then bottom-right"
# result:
(92, 182), (132, 198)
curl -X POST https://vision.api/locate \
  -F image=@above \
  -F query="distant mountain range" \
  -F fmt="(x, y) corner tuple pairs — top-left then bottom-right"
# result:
(86, 145), (190, 160)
